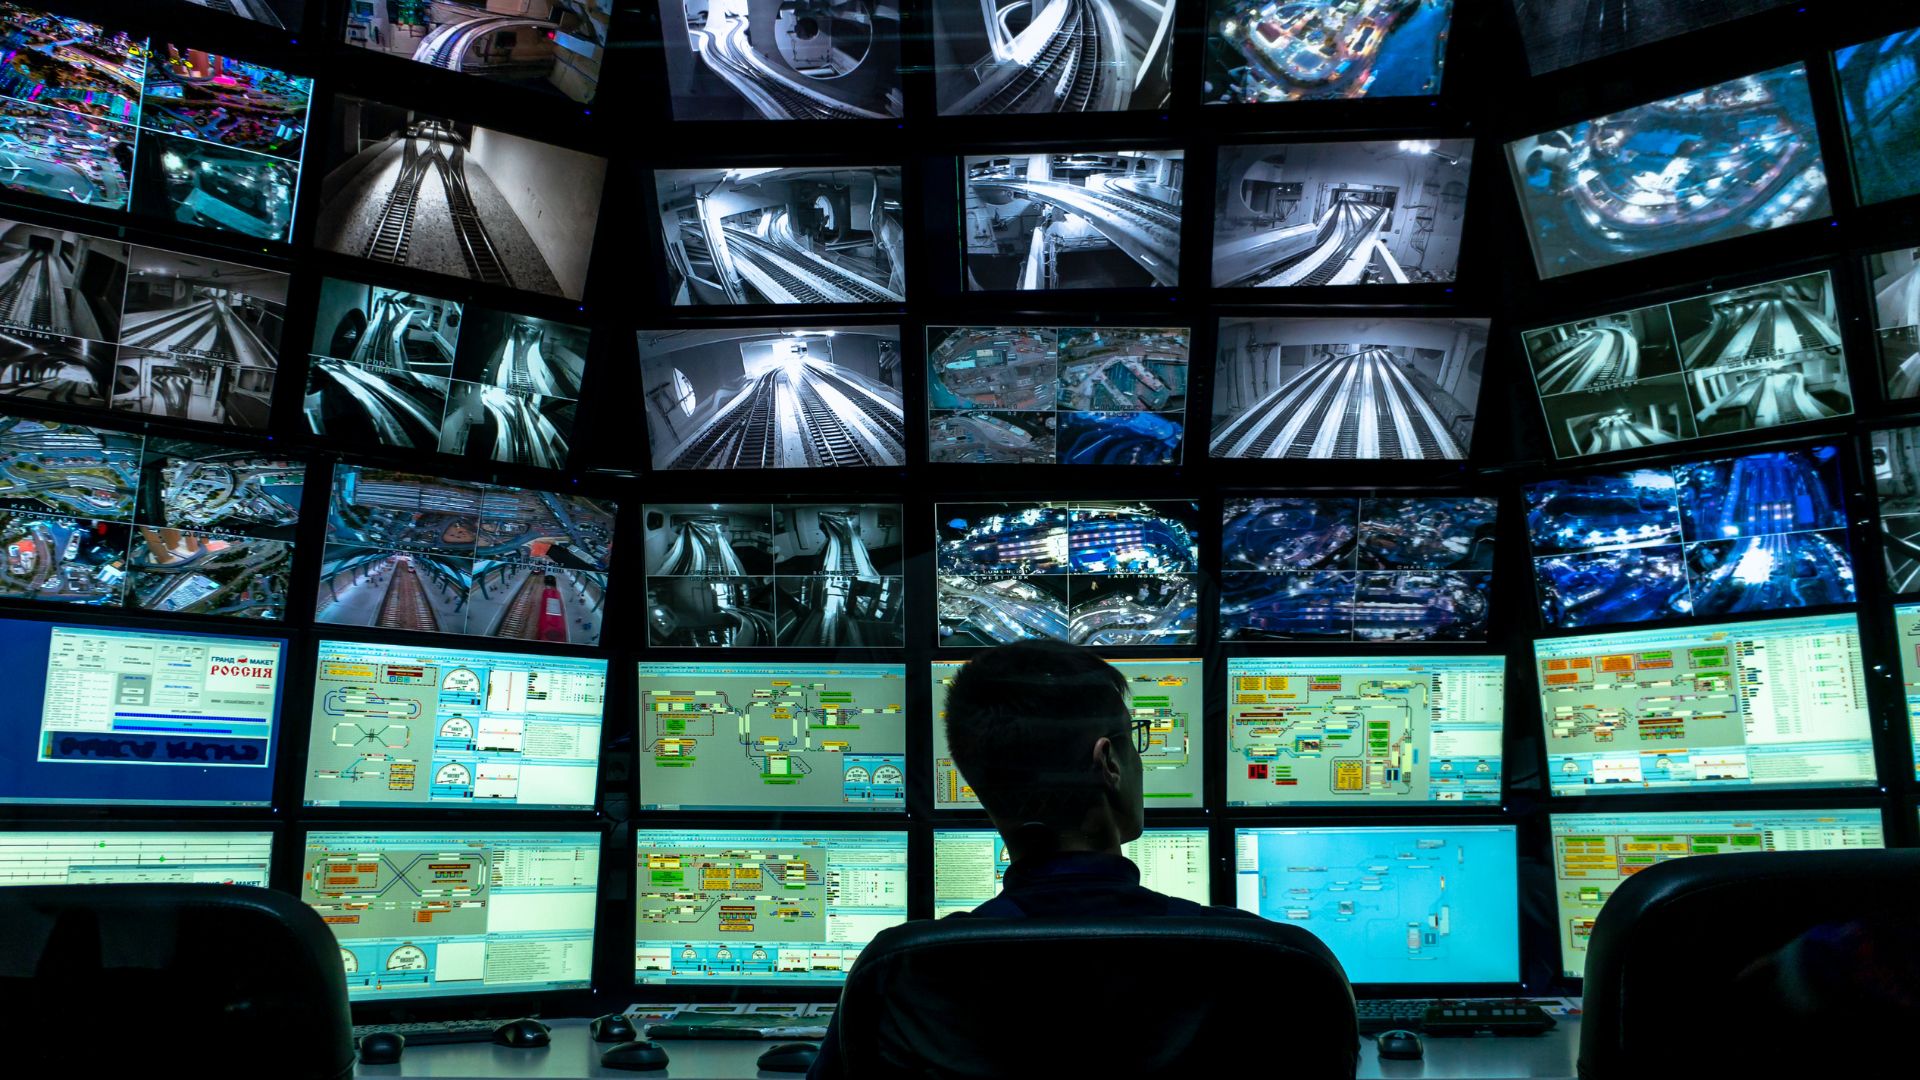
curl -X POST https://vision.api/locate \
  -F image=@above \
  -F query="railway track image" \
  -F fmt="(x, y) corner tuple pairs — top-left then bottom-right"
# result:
(938, 0), (1173, 115)
(719, 227), (900, 304)
(1243, 199), (1389, 287)
(662, 356), (905, 470)
(966, 154), (1182, 289)
(1211, 346), (1463, 460)
(0, 250), (53, 330)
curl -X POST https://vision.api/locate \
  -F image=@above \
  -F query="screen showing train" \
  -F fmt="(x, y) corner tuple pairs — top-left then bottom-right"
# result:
(932, 0), (1173, 115)
(1868, 246), (1920, 401)
(653, 0), (900, 120)
(342, 0), (610, 105)
(961, 150), (1182, 291)
(1203, 0), (1454, 104)
(933, 828), (1209, 916)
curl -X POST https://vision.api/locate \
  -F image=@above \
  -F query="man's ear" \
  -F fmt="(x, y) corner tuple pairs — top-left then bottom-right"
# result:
(1092, 735), (1122, 786)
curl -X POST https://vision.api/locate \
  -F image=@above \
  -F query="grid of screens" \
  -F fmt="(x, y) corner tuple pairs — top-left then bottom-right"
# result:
(1835, 25), (1920, 208)
(1549, 808), (1885, 979)
(633, 829), (907, 984)
(634, 662), (906, 812)
(0, 829), (273, 886)
(317, 465), (616, 645)
(1534, 612), (1876, 795)
(1225, 656), (1505, 805)
(304, 640), (608, 811)
(1233, 824), (1521, 986)
(342, 1), (609, 105)
(961, 151), (1182, 291)
(1872, 426), (1920, 594)
(1202, 0), (1453, 103)
(1524, 444), (1853, 629)
(0, 618), (287, 806)
(931, 657), (1204, 809)
(0, 412), (306, 617)
(1521, 271), (1851, 460)
(927, 326), (1189, 466)
(934, 0), (1173, 115)
(1869, 246), (1920, 401)
(1893, 602), (1920, 779)
(932, 828), (1210, 917)
(935, 501), (1200, 647)
(304, 829), (599, 1001)
(1504, 63), (1830, 281)
(1509, 0), (1795, 76)
(655, 0), (900, 120)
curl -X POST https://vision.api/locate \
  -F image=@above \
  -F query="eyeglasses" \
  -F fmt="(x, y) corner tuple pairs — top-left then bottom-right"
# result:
(1107, 716), (1151, 754)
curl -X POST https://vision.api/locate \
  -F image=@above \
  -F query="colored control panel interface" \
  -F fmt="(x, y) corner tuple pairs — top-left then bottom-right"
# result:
(634, 830), (907, 985)
(1549, 809), (1885, 978)
(1535, 613), (1876, 795)
(930, 657), (1204, 808)
(1894, 602), (1920, 779)
(0, 831), (272, 888)
(1226, 656), (1505, 805)
(303, 831), (599, 1002)
(635, 663), (906, 812)
(304, 641), (607, 810)
(932, 828), (1210, 917)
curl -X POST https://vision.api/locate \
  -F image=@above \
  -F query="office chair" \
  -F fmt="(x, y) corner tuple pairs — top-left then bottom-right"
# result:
(1579, 849), (1920, 1080)
(835, 916), (1360, 1079)
(0, 884), (355, 1079)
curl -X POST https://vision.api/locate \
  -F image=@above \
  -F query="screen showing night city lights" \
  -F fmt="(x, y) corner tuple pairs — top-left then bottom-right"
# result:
(1504, 63), (1830, 281)
(1535, 612), (1877, 796)
(1509, 0), (1796, 76)
(935, 501), (1200, 647)
(961, 151), (1183, 292)
(1890, 603), (1920, 777)
(1220, 495), (1495, 642)
(0, 829), (274, 887)
(1835, 25), (1920, 208)
(1521, 271), (1851, 460)
(933, 829), (1210, 916)
(1226, 656), (1505, 806)
(933, 0), (1172, 115)
(1203, 0), (1454, 104)
(1525, 445), (1853, 629)
(344, 1), (610, 105)
(1868, 246), (1920, 401)
(1871, 426), (1920, 595)
(927, 326), (1190, 466)
(930, 657), (1204, 809)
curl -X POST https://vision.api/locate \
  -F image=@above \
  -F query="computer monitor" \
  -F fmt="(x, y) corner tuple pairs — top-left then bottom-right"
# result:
(302, 829), (600, 1002)
(1225, 656), (1505, 806)
(634, 662), (906, 812)
(0, 829), (273, 887)
(1534, 612), (1877, 795)
(1233, 824), (1521, 986)
(304, 640), (608, 811)
(1548, 808), (1886, 980)
(0, 617), (288, 807)
(932, 828), (1209, 917)
(1893, 602), (1920, 779)
(633, 829), (908, 984)
(930, 657), (1205, 809)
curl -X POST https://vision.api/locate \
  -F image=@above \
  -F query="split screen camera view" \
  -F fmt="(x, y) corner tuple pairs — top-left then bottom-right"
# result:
(964, 150), (1181, 291)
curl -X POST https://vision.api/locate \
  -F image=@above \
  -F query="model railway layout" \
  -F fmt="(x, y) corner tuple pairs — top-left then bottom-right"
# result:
(1212, 347), (1464, 459)
(363, 126), (509, 288)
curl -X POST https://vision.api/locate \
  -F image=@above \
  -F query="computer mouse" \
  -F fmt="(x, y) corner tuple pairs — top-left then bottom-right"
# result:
(492, 1017), (552, 1048)
(357, 1032), (404, 1064)
(1377, 1029), (1424, 1060)
(756, 1042), (821, 1073)
(600, 1040), (671, 1071)
(590, 1013), (639, 1042)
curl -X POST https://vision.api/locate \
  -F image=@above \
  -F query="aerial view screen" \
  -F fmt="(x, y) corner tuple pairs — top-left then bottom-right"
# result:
(1203, 0), (1453, 104)
(932, 0), (1174, 115)
(963, 151), (1181, 291)
(1869, 247), (1920, 400)
(343, 1), (610, 105)
(655, 0), (900, 119)
(1835, 25), (1920, 208)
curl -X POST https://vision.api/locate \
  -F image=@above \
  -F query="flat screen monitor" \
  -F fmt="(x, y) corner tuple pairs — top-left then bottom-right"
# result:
(1872, 426), (1920, 593)
(931, 657), (1204, 809)
(1835, 26), (1920, 208)
(960, 151), (1182, 291)
(652, 0), (899, 119)
(1868, 246), (1920, 401)
(634, 662), (906, 811)
(304, 640), (607, 810)
(932, 828), (1209, 917)
(1509, 0), (1795, 76)
(1549, 808), (1885, 979)
(343, 0), (609, 105)
(633, 829), (907, 984)
(1233, 824), (1521, 986)
(1225, 656), (1505, 806)
(1534, 612), (1877, 795)
(934, 0), (1172, 115)
(0, 829), (272, 887)
(1892, 602), (1920, 779)
(1203, 0), (1452, 103)
(303, 829), (600, 1001)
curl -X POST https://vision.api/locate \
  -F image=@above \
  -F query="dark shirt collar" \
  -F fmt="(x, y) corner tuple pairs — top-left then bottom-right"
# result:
(1002, 849), (1140, 891)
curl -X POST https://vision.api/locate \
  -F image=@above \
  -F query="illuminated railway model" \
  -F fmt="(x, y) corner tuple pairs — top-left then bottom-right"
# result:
(1531, 326), (1640, 394)
(1225, 197), (1390, 288)
(971, 171), (1180, 287)
(687, 9), (889, 119)
(663, 357), (905, 469)
(1685, 290), (1844, 429)
(1211, 346), (1464, 459)
(0, 247), (55, 329)
(363, 124), (509, 288)
(946, 0), (1171, 114)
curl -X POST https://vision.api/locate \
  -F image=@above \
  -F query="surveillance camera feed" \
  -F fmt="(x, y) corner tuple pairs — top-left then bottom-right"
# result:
(1521, 271), (1850, 460)
(183, 0), (304, 27)
(343, 0), (611, 105)
(1220, 495), (1495, 642)
(963, 151), (1182, 291)
(935, 501), (1200, 646)
(1869, 247), (1920, 400)
(1214, 139), (1473, 287)
(1509, 0), (1795, 75)
(313, 96), (608, 301)
(637, 326), (904, 470)
(1203, 0), (1454, 105)
(1524, 444), (1853, 629)
(1834, 25), (1920, 208)
(316, 465), (616, 645)
(0, 410), (307, 617)
(1871, 425), (1920, 596)
(656, 0), (902, 119)
(641, 502), (904, 646)
(928, 326), (1188, 465)
(1504, 63), (1830, 281)
(1210, 317), (1485, 460)
(304, 277), (590, 470)
(931, 0), (1175, 115)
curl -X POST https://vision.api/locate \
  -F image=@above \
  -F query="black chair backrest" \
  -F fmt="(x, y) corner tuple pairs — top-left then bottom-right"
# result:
(1579, 849), (1920, 1080)
(836, 916), (1359, 1079)
(0, 884), (354, 1079)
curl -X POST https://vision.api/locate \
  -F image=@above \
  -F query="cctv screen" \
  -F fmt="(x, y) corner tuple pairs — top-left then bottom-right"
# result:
(1234, 824), (1521, 986)
(1226, 656), (1505, 806)
(634, 829), (907, 985)
(1893, 602), (1920, 779)
(0, 830), (272, 887)
(1535, 612), (1877, 795)
(933, 828), (1209, 917)
(304, 639), (606, 811)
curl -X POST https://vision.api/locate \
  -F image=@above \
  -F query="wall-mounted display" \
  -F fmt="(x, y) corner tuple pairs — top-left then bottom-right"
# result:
(1203, 0), (1453, 104)
(1892, 603), (1920, 776)
(343, 0), (610, 105)
(963, 151), (1181, 291)
(184, 0), (302, 27)
(1210, 316), (1484, 460)
(1835, 25), (1920, 208)
(931, 0), (1174, 115)
(1870, 425), (1920, 595)
(1508, 0), (1796, 76)
(653, 0), (900, 119)
(1868, 247), (1920, 400)
(1504, 63), (1830, 281)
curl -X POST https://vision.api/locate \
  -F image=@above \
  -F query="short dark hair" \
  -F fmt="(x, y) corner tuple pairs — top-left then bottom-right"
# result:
(943, 640), (1130, 828)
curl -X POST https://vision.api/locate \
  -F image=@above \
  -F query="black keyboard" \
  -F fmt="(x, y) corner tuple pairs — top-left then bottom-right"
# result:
(353, 1019), (502, 1046)
(1355, 999), (1431, 1033)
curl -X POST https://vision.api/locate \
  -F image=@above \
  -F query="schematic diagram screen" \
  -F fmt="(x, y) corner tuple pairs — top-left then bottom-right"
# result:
(304, 640), (607, 810)
(930, 658), (1205, 808)
(0, 830), (272, 888)
(635, 663), (906, 812)
(932, 828), (1210, 917)
(1549, 808), (1884, 979)
(303, 830), (599, 1002)
(1226, 656), (1505, 806)
(1234, 825), (1521, 986)
(1894, 602), (1920, 779)
(1535, 613), (1877, 795)
(634, 830), (907, 985)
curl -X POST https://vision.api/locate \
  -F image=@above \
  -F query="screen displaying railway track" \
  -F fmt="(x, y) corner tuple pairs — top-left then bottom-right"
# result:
(1868, 246), (1920, 402)
(932, 0), (1175, 115)
(343, 0), (610, 105)
(654, 0), (902, 120)
(1870, 425), (1920, 596)
(962, 150), (1182, 291)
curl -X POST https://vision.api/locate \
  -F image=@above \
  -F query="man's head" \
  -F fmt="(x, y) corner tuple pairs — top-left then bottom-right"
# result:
(943, 640), (1142, 859)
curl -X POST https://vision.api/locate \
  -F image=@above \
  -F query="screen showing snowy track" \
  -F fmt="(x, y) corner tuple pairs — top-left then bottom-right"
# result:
(933, 828), (1209, 916)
